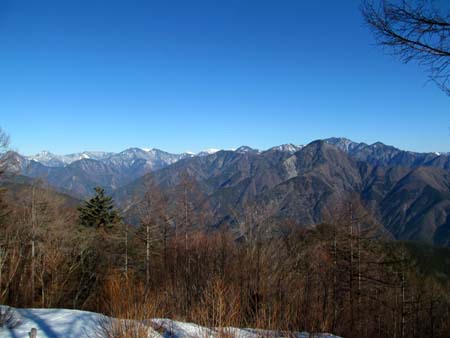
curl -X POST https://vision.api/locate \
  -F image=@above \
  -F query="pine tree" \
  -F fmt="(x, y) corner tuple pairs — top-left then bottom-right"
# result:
(78, 187), (120, 228)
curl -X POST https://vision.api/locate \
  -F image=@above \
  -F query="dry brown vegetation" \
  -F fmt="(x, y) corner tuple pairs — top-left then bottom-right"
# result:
(0, 170), (449, 338)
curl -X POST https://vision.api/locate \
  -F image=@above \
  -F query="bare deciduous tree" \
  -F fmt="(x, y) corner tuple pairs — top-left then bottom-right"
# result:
(0, 127), (10, 176)
(137, 174), (166, 288)
(362, 0), (450, 94)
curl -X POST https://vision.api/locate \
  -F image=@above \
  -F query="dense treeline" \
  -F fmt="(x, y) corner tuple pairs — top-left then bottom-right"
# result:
(0, 170), (450, 338)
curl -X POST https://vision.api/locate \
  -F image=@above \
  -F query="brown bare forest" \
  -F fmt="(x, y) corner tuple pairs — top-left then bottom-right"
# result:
(0, 165), (449, 338)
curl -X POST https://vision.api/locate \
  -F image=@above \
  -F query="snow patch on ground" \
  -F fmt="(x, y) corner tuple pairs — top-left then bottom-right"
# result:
(0, 307), (104, 338)
(0, 306), (342, 338)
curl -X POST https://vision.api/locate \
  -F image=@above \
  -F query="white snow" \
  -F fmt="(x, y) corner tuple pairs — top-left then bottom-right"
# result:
(27, 151), (113, 167)
(269, 144), (303, 153)
(0, 306), (343, 338)
(197, 148), (223, 156)
(0, 307), (106, 338)
(203, 148), (221, 154)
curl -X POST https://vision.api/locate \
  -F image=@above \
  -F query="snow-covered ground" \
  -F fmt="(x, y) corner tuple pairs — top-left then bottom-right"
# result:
(0, 306), (342, 338)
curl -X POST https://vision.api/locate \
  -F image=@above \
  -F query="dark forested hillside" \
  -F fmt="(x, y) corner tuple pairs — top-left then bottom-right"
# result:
(116, 140), (450, 246)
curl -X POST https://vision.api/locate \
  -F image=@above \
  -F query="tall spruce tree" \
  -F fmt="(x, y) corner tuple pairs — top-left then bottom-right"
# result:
(78, 187), (120, 228)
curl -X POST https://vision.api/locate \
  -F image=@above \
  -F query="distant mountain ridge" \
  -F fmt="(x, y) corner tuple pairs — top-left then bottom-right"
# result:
(23, 138), (447, 169)
(9, 144), (306, 197)
(7, 147), (193, 197)
(4, 138), (450, 246)
(113, 139), (450, 246)
(325, 137), (449, 168)
(26, 148), (191, 168)
(7, 139), (449, 198)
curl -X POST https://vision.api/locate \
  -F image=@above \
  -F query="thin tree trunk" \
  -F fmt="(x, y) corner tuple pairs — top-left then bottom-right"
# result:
(146, 223), (150, 287)
(332, 222), (338, 332)
(31, 185), (36, 303)
(349, 202), (354, 330)
(125, 224), (128, 275)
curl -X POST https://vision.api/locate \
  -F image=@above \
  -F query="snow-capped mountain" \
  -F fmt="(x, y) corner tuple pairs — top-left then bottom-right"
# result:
(11, 144), (308, 197)
(26, 148), (191, 169)
(103, 148), (193, 171)
(25, 144), (304, 169)
(6, 137), (450, 218)
(27, 150), (113, 167)
(324, 137), (362, 153)
(266, 143), (303, 153)
(324, 137), (445, 167)
(27, 150), (67, 167)
(197, 148), (222, 157)
(14, 148), (196, 197)
(235, 146), (260, 154)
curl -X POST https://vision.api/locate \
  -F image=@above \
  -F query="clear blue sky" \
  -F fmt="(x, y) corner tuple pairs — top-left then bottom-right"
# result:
(0, 0), (448, 155)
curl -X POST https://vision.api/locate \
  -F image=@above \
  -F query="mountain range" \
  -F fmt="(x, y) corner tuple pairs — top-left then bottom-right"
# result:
(3, 138), (450, 246)
(7, 147), (194, 197)
(6, 144), (303, 197)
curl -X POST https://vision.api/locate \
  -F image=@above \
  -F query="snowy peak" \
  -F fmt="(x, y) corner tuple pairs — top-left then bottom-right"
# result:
(28, 150), (65, 167)
(197, 144), (305, 156)
(66, 151), (113, 162)
(203, 148), (221, 154)
(102, 148), (192, 171)
(197, 148), (222, 156)
(324, 137), (363, 153)
(267, 143), (303, 154)
(235, 146), (259, 154)
(25, 143), (323, 168)
(116, 147), (153, 159)
(26, 148), (189, 169)
(28, 139), (445, 172)
(27, 151), (112, 167)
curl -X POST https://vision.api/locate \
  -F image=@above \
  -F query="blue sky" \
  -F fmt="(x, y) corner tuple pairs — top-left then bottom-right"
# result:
(0, 0), (448, 155)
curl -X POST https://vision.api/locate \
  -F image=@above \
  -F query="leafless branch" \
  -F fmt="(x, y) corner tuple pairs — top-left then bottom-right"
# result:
(362, 0), (450, 94)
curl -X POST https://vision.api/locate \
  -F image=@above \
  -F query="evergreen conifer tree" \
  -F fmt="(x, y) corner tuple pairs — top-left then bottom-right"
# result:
(78, 187), (120, 228)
